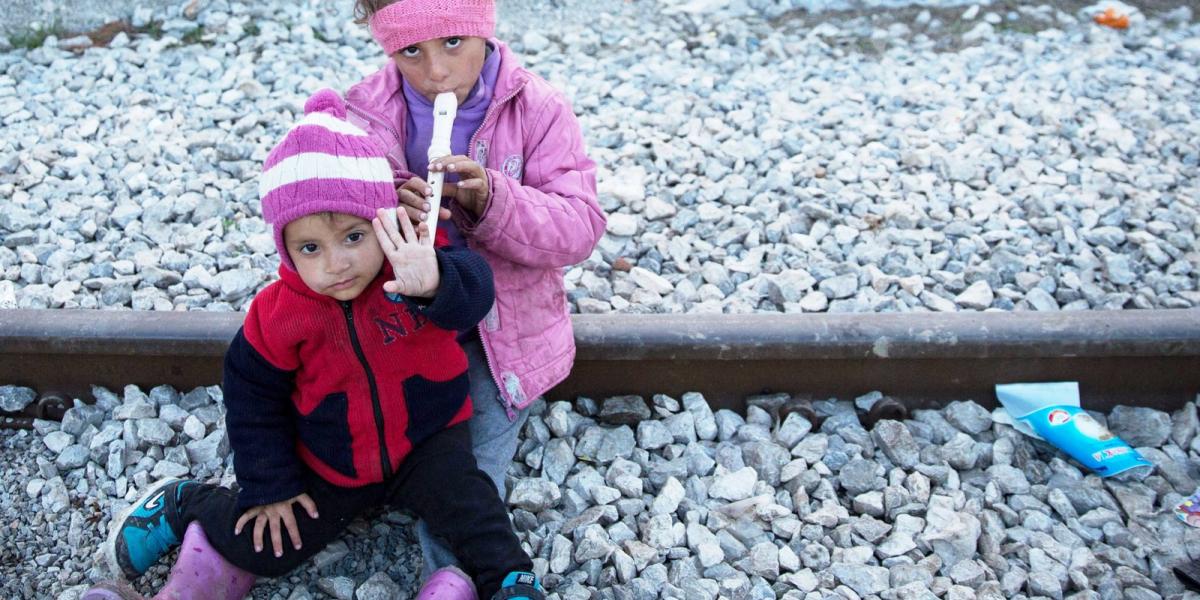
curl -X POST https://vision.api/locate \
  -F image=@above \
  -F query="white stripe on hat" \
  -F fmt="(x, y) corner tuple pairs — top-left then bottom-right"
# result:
(289, 112), (371, 137)
(259, 153), (393, 198)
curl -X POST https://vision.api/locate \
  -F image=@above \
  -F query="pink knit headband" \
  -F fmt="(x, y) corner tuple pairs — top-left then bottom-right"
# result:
(369, 0), (496, 56)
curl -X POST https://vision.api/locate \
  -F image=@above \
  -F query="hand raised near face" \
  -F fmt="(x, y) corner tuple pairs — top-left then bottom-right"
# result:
(372, 208), (439, 298)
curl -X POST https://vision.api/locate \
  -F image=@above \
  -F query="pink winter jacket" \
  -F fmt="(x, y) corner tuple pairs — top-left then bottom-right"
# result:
(344, 40), (606, 414)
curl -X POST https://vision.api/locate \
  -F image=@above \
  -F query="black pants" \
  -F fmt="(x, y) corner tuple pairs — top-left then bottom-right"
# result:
(178, 423), (530, 599)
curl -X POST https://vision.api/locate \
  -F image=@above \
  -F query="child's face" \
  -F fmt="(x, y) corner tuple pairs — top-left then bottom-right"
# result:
(284, 213), (385, 302)
(392, 36), (488, 106)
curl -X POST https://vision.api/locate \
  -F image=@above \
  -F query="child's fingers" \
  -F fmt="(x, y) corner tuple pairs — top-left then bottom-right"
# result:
(398, 209), (419, 245)
(447, 159), (484, 179)
(374, 209), (406, 250)
(253, 514), (267, 553)
(297, 494), (319, 519)
(371, 217), (396, 254)
(428, 155), (473, 172)
(402, 204), (428, 225)
(234, 510), (254, 536)
(268, 514), (284, 558)
(281, 511), (302, 552)
(398, 177), (432, 197)
(398, 187), (432, 216)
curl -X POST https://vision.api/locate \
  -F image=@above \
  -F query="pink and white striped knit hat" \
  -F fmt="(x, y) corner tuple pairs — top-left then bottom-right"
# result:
(259, 88), (396, 270)
(368, 0), (495, 56)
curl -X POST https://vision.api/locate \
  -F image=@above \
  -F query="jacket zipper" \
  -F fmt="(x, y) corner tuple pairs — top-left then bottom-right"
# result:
(341, 301), (394, 479)
(468, 82), (527, 423)
(477, 325), (516, 421)
(465, 80), (527, 166)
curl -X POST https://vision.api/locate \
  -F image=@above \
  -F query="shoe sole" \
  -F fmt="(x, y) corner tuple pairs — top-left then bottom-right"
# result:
(104, 477), (182, 582)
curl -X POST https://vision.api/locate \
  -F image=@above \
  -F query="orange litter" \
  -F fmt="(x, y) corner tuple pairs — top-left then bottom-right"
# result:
(1093, 7), (1130, 29)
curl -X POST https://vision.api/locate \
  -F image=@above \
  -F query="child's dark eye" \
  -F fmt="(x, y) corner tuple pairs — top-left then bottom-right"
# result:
(347, 232), (365, 244)
(401, 46), (420, 58)
(445, 37), (462, 49)
(299, 243), (319, 255)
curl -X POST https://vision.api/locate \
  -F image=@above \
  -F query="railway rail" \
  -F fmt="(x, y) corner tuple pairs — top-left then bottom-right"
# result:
(1, 308), (1198, 429)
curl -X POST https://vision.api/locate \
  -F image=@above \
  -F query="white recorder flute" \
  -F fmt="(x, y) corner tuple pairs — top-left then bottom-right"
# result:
(422, 92), (459, 242)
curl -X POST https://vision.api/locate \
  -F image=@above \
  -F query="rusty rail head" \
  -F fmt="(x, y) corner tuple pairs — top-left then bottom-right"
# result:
(0, 309), (236, 356)
(569, 309), (1200, 360)
(1, 308), (1198, 415)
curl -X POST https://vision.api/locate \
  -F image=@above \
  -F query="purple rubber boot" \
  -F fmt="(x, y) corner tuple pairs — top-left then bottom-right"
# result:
(82, 523), (254, 600)
(153, 522), (255, 600)
(416, 566), (478, 600)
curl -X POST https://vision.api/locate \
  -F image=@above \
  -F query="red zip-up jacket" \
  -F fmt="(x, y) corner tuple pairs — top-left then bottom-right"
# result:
(222, 247), (494, 509)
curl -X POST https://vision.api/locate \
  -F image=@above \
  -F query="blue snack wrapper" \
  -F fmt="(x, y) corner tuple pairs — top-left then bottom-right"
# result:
(995, 382), (1153, 479)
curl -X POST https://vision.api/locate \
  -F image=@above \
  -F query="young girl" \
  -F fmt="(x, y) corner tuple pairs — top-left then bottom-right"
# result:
(344, 0), (606, 594)
(81, 90), (544, 600)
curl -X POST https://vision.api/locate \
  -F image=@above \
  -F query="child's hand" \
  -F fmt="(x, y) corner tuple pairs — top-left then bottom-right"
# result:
(234, 493), (318, 558)
(373, 208), (439, 298)
(429, 156), (490, 218)
(396, 177), (451, 229)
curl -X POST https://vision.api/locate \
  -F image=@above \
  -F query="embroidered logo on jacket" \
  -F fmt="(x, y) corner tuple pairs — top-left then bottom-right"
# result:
(502, 155), (523, 180)
(373, 307), (429, 344)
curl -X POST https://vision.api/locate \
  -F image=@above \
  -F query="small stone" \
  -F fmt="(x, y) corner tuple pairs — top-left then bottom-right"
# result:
(943, 401), (992, 434)
(573, 524), (615, 562)
(686, 522), (724, 568)
(599, 395), (652, 425)
(629, 267), (673, 295)
(683, 392), (718, 441)
(43, 431), (74, 454)
(651, 477), (686, 516)
(317, 576), (356, 600)
(839, 459), (882, 495)
(775, 413), (812, 449)
(137, 419), (175, 446)
(311, 541), (350, 570)
(709, 467), (758, 501)
(607, 213), (639, 236)
(955, 281), (994, 309)
(509, 478), (561, 512)
(747, 542), (780, 581)
(872, 420), (920, 469)
(832, 564), (889, 596)
(541, 438), (575, 484)
(182, 416), (206, 441)
(0, 385), (36, 412)
(1107, 405), (1171, 447)
(818, 273), (858, 299)
(55, 445), (89, 470)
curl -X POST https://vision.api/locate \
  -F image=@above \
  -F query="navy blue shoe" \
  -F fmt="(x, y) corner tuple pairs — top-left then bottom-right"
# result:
(491, 571), (545, 600)
(104, 478), (196, 580)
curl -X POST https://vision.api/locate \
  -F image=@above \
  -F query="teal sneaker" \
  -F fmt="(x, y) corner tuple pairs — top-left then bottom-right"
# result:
(491, 571), (545, 600)
(104, 478), (196, 580)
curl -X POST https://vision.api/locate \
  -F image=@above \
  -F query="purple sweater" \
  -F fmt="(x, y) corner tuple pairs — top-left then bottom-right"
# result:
(403, 44), (501, 248)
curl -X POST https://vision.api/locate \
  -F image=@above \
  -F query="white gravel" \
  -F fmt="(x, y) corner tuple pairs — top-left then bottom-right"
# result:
(0, 1), (1196, 315)
(3, 383), (1199, 599)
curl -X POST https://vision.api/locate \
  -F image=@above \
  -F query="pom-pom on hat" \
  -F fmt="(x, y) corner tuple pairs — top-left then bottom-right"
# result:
(259, 88), (396, 270)
(369, 0), (496, 56)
